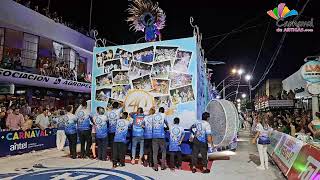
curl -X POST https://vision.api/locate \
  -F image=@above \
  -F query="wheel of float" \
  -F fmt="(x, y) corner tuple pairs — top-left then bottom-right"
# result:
(206, 99), (239, 147)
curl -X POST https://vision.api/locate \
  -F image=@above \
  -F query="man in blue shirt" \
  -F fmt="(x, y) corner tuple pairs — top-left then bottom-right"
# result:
(152, 107), (169, 171)
(106, 102), (123, 158)
(143, 108), (155, 167)
(76, 101), (92, 158)
(64, 105), (78, 159)
(130, 107), (145, 165)
(112, 112), (132, 168)
(190, 112), (213, 173)
(169, 117), (185, 170)
(94, 106), (108, 161)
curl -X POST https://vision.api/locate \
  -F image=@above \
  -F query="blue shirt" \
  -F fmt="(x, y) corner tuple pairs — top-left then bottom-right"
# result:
(144, 115), (154, 139)
(64, 113), (78, 135)
(114, 119), (132, 143)
(76, 109), (91, 131)
(169, 125), (185, 152)
(52, 116), (65, 130)
(191, 120), (212, 143)
(152, 113), (168, 139)
(106, 108), (122, 133)
(131, 113), (145, 137)
(95, 114), (108, 139)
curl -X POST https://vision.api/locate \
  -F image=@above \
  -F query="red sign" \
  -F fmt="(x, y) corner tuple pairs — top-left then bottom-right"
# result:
(287, 144), (320, 180)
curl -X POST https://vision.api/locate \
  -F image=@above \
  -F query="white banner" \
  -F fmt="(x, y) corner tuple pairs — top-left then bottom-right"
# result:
(0, 68), (90, 93)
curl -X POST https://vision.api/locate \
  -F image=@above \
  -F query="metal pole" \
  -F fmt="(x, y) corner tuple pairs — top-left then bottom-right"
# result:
(249, 81), (252, 102)
(47, 0), (51, 12)
(89, 0), (93, 32)
(222, 80), (225, 99)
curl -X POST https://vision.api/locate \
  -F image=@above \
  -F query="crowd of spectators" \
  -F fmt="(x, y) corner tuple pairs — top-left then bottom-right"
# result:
(0, 100), (82, 132)
(244, 109), (319, 142)
(40, 61), (78, 81)
(13, 0), (97, 38)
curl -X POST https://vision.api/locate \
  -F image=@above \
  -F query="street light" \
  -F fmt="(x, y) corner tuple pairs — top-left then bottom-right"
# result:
(241, 94), (247, 98)
(245, 74), (252, 81)
(245, 74), (252, 102)
(237, 69), (244, 75)
(231, 68), (237, 74)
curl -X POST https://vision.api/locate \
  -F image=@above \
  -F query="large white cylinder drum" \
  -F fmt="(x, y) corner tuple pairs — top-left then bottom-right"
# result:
(206, 99), (239, 147)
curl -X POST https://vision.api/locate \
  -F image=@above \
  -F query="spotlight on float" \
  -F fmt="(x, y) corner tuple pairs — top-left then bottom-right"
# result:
(241, 94), (246, 98)
(236, 99), (241, 103)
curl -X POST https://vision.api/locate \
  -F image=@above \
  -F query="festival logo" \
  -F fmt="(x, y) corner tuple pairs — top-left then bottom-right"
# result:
(267, 3), (314, 32)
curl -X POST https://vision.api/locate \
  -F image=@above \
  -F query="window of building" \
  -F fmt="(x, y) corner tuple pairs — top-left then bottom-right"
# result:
(3, 28), (23, 63)
(22, 33), (39, 67)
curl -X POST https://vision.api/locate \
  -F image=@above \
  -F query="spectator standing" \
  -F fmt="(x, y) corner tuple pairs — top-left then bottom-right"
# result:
(53, 111), (67, 151)
(35, 109), (50, 130)
(0, 107), (7, 130)
(76, 101), (92, 158)
(6, 106), (25, 130)
(20, 102), (31, 116)
(168, 117), (185, 170)
(308, 112), (320, 142)
(65, 105), (78, 159)
(130, 107), (145, 165)
(152, 107), (169, 171)
(190, 112), (213, 174)
(252, 115), (273, 170)
(93, 106), (108, 161)
(21, 115), (33, 131)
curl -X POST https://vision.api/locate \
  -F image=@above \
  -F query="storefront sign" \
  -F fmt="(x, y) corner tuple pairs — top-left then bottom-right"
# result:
(267, 130), (285, 155)
(272, 134), (305, 175)
(307, 83), (320, 95)
(0, 128), (57, 157)
(301, 60), (320, 83)
(265, 100), (294, 107)
(287, 144), (320, 180)
(0, 69), (91, 93)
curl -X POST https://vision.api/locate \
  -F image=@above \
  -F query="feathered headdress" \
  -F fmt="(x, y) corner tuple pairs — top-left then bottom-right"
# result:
(127, 0), (166, 32)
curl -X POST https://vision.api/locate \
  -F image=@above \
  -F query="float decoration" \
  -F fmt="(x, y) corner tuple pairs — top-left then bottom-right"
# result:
(127, 0), (166, 42)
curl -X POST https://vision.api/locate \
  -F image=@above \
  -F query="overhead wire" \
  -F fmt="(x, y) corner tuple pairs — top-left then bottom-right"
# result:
(251, 0), (312, 90)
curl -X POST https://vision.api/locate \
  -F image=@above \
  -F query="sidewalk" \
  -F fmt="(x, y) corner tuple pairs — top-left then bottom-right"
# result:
(0, 130), (285, 180)
(210, 130), (285, 180)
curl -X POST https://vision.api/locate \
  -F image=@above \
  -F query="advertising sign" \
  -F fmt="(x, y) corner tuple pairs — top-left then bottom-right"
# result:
(0, 68), (91, 93)
(0, 128), (57, 157)
(272, 134), (304, 175)
(267, 130), (285, 155)
(92, 37), (198, 128)
(301, 60), (320, 83)
(287, 144), (320, 180)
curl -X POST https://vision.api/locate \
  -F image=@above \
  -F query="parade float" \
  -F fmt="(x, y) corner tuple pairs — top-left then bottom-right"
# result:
(91, 0), (240, 154)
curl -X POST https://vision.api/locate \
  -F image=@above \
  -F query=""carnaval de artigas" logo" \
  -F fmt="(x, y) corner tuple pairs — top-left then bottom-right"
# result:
(267, 3), (314, 33)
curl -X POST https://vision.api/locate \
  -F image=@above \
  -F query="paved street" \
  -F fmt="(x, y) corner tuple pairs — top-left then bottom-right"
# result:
(0, 130), (285, 180)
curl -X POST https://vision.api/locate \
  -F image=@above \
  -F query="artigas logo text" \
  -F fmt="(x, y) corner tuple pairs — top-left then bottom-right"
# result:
(267, 3), (314, 33)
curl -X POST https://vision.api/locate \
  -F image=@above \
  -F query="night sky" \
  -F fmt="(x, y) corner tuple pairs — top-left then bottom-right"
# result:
(45, 0), (319, 95)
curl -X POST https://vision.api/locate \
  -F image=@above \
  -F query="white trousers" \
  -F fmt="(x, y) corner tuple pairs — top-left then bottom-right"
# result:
(257, 144), (268, 168)
(56, 130), (66, 151)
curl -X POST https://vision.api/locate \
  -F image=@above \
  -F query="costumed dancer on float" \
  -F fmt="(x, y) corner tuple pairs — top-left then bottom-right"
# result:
(127, 0), (166, 42)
